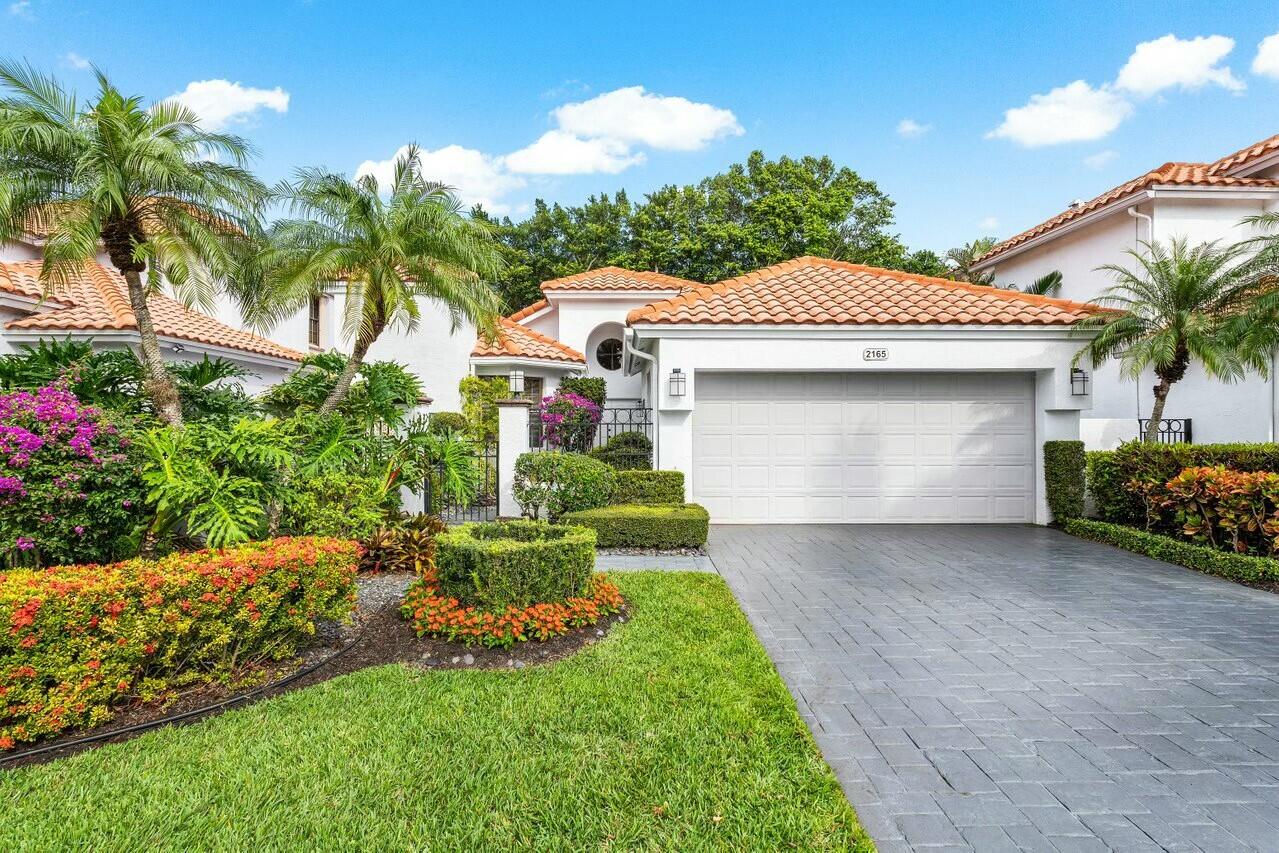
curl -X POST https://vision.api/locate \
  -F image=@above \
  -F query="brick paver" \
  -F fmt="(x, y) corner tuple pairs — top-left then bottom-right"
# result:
(709, 524), (1279, 852)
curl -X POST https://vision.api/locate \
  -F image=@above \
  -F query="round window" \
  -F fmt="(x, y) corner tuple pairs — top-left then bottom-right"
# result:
(595, 338), (623, 371)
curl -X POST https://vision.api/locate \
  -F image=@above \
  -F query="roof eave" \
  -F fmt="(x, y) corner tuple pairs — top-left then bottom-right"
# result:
(972, 189), (1154, 271)
(2, 327), (304, 368)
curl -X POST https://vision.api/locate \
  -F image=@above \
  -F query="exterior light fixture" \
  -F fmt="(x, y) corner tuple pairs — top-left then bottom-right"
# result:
(669, 368), (686, 397)
(169, 343), (185, 353)
(508, 369), (525, 397)
(1071, 367), (1090, 396)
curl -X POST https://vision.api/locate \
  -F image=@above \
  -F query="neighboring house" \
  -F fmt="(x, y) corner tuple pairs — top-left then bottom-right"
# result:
(0, 237), (304, 390)
(972, 132), (1279, 449)
(469, 267), (700, 405)
(625, 257), (1100, 525)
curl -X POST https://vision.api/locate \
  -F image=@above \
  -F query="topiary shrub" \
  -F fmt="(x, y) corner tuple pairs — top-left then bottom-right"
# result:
(1043, 440), (1085, 522)
(427, 411), (468, 435)
(558, 376), (606, 407)
(0, 536), (359, 749)
(513, 451), (616, 521)
(434, 519), (596, 609)
(563, 503), (709, 549)
(612, 469), (684, 505)
(589, 431), (653, 470)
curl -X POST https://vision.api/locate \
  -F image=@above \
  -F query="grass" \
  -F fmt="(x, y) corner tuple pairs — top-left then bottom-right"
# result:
(0, 572), (870, 851)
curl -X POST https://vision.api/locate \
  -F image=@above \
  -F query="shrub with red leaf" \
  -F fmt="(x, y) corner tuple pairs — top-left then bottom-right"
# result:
(0, 536), (359, 749)
(1141, 465), (1279, 555)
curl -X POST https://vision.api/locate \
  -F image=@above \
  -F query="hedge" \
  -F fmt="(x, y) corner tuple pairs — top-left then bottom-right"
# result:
(434, 520), (596, 610)
(612, 469), (684, 505)
(563, 504), (710, 549)
(513, 451), (616, 521)
(0, 536), (359, 749)
(1063, 518), (1279, 585)
(557, 376), (606, 407)
(1043, 440), (1085, 521)
(1088, 441), (1279, 525)
(427, 411), (468, 434)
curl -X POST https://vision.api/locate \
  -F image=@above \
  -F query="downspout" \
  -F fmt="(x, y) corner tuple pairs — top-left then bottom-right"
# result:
(626, 327), (659, 459)
(1127, 206), (1155, 429)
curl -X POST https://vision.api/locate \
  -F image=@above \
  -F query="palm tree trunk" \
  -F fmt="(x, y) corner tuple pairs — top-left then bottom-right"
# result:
(121, 269), (184, 427)
(1144, 378), (1173, 443)
(318, 336), (373, 415)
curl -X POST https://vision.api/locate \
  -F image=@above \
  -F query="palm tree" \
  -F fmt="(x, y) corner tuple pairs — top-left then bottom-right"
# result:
(246, 146), (504, 414)
(0, 63), (266, 426)
(1075, 238), (1264, 443)
(945, 237), (997, 284)
(1002, 270), (1063, 297)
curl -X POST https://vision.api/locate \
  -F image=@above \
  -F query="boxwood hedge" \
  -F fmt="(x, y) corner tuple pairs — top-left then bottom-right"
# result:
(434, 519), (596, 609)
(563, 503), (709, 549)
(1043, 440), (1085, 522)
(1063, 518), (1279, 585)
(612, 470), (684, 505)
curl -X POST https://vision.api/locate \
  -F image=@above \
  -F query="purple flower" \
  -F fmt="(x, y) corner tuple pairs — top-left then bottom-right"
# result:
(15, 536), (34, 551)
(74, 525), (85, 536)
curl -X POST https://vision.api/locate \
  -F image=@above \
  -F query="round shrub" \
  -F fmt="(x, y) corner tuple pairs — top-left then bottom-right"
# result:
(427, 411), (468, 435)
(0, 383), (145, 568)
(589, 431), (653, 470)
(434, 519), (596, 609)
(513, 451), (616, 521)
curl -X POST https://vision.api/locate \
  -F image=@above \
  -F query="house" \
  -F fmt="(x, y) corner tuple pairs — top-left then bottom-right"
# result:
(468, 267), (700, 406)
(0, 238), (305, 390)
(972, 132), (1279, 449)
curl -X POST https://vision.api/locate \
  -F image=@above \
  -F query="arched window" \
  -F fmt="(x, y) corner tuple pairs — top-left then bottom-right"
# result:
(595, 338), (623, 371)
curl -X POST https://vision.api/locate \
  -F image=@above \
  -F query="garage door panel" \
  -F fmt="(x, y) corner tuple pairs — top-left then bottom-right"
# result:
(693, 371), (1035, 524)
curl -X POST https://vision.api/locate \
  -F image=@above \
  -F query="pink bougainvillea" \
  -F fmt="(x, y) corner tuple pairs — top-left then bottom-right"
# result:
(537, 391), (601, 453)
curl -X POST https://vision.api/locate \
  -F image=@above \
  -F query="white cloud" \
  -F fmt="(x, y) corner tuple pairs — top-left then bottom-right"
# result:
(1114, 34), (1244, 97)
(978, 216), (999, 231)
(8, 0), (31, 17)
(1084, 149), (1120, 169)
(355, 144), (526, 214)
(1254, 32), (1279, 80)
(61, 52), (90, 70)
(169, 79), (289, 131)
(505, 130), (644, 175)
(896, 118), (931, 139)
(551, 86), (742, 152)
(986, 80), (1132, 147)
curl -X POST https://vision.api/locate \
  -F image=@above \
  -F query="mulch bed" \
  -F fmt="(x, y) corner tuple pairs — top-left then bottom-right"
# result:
(1, 572), (627, 770)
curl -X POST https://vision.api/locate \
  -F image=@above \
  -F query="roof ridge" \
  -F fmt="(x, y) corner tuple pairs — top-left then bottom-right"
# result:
(539, 265), (701, 292)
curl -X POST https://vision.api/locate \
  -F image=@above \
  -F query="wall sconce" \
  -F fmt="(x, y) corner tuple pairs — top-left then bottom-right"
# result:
(508, 369), (525, 397)
(169, 343), (185, 353)
(668, 368), (686, 397)
(1071, 367), (1090, 396)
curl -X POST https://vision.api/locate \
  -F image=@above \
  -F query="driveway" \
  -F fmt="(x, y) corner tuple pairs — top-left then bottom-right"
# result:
(709, 524), (1279, 852)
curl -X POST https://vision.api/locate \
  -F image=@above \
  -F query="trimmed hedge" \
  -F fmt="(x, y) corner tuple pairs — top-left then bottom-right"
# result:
(513, 451), (616, 521)
(1088, 441), (1279, 525)
(0, 536), (359, 749)
(563, 504), (709, 549)
(434, 520), (596, 610)
(612, 469), (684, 505)
(1044, 440), (1085, 522)
(589, 431), (653, 470)
(557, 376), (606, 407)
(1063, 518), (1279, 585)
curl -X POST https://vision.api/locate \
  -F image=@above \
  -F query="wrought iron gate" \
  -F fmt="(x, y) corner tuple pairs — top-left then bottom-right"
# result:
(424, 439), (498, 522)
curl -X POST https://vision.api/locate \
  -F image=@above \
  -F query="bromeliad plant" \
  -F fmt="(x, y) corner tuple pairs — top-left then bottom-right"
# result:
(0, 383), (144, 568)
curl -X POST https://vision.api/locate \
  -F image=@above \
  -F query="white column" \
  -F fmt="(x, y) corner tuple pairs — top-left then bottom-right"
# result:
(496, 399), (532, 518)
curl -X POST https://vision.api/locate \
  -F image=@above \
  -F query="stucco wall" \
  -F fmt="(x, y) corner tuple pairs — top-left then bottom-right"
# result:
(984, 194), (1279, 447)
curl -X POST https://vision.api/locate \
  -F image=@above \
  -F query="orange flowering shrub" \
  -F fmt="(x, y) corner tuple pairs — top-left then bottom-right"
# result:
(0, 536), (359, 749)
(401, 556), (623, 648)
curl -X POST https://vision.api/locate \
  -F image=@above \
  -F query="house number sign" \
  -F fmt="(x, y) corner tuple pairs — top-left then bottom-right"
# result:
(862, 348), (889, 361)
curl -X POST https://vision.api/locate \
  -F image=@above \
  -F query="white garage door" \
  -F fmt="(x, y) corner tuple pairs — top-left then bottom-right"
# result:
(692, 372), (1035, 523)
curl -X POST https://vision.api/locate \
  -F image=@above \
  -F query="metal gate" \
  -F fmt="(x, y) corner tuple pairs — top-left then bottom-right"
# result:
(424, 439), (499, 523)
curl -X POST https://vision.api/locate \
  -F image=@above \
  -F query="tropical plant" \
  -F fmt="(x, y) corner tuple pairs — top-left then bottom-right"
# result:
(459, 375), (505, 441)
(945, 237), (997, 284)
(262, 352), (423, 429)
(243, 145), (504, 414)
(0, 63), (267, 425)
(1075, 238), (1265, 443)
(1017, 270), (1063, 297)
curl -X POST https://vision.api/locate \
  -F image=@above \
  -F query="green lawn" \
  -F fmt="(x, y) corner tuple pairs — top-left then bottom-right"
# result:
(0, 572), (870, 851)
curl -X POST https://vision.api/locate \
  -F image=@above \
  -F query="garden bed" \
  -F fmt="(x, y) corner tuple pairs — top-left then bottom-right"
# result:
(2, 570), (626, 769)
(0, 573), (867, 850)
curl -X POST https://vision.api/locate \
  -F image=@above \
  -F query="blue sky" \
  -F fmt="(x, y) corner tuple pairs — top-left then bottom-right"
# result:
(5, 0), (1279, 254)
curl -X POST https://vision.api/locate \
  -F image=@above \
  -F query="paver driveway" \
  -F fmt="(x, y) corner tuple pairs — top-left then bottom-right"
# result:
(710, 524), (1279, 852)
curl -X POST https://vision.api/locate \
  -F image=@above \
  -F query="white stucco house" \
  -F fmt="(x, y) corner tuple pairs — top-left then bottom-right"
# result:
(972, 131), (1279, 449)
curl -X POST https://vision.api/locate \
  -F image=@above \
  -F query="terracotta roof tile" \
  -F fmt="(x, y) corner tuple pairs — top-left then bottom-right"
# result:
(979, 136), (1279, 265)
(626, 257), (1101, 327)
(506, 298), (549, 322)
(2, 260), (305, 361)
(471, 317), (585, 363)
(540, 266), (699, 293)
(0, 264), (73, 306)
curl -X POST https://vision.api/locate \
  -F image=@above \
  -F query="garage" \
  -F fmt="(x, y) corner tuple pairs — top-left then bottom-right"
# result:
(691, 372), (1035, 523)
